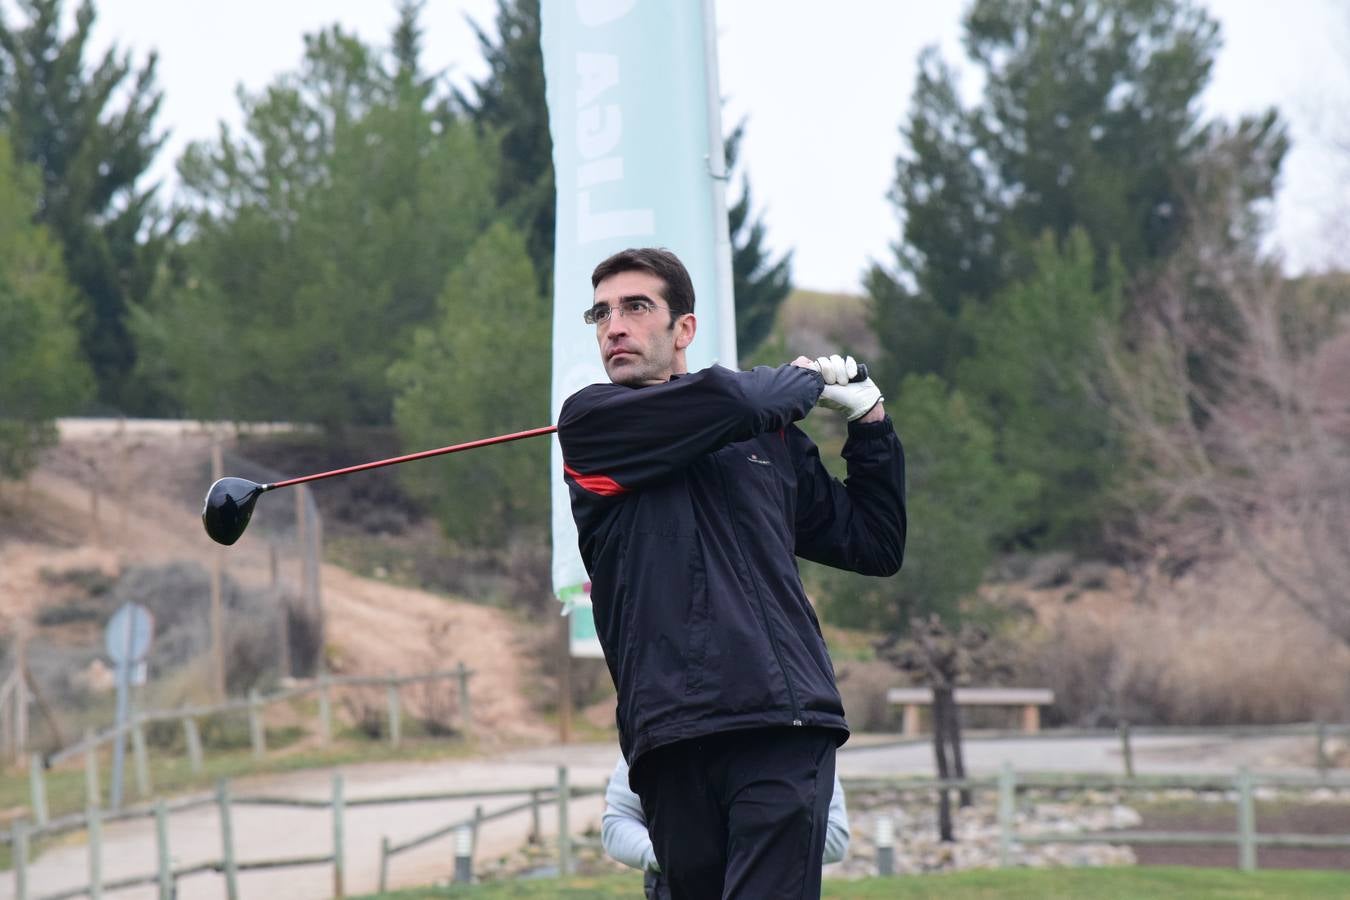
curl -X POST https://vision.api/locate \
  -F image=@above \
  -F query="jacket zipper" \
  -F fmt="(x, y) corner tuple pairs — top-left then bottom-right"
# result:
(713, 450), (803, 726)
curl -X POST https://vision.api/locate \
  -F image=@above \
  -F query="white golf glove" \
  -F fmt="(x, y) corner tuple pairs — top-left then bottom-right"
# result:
(814, 354), (882, 421)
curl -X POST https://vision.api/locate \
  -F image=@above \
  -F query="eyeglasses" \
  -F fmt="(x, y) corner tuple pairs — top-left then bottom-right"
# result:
(583, 296), (674, 326)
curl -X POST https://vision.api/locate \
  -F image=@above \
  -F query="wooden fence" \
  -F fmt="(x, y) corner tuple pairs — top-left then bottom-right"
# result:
(843, 766), (1350, 875)
(5, 765), (1350, 896)
(17, 666), (475, 821)
(5, 768), (601, 900)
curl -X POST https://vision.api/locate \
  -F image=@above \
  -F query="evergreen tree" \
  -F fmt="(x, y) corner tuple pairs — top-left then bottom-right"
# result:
(456, 0), (554, 291)
(139, 20), (500, 429)
(390, 222), (549, 546)
(0, 137), (91, 477)
(957, 230), (1126, 546)
(870, 0), (1287, 388)
(0, 0), (170, 412)
(726, 121), (793, 360)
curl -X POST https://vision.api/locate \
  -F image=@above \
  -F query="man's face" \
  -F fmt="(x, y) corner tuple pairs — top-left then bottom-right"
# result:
(592, 270), (695, 386)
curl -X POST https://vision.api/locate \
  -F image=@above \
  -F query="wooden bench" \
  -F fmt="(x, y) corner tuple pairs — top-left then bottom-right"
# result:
(886, 687), (1055, 735)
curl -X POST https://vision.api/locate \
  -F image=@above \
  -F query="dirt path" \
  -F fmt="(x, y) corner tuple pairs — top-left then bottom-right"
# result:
(1, 744), (621, 900)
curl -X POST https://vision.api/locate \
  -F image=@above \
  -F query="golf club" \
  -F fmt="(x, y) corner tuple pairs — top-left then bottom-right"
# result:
(201, 362), (869, 546)
(202, 425), (558, 546)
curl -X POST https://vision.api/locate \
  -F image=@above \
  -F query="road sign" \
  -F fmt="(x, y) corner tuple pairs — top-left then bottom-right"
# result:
(105, 603), (154, 664)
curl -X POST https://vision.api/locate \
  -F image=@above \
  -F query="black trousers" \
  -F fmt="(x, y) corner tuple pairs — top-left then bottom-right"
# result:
(630, 726), (836, 900)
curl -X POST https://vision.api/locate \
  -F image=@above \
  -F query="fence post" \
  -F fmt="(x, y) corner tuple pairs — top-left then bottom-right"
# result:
(456, 661), (472, 733)
(378, 836), (390, 893)
(1119, 721), (1135, 779)
(875, 814), (894, 876)
(386, 679), (401, 748)
(28, 754), (48, 828)
(318, 674), (332, 745)
(155, 799), (172, 900)
(248, 689), (265, 759)
(13, 819), (28, 900)
(557, 765), (572, 876)
(454, 824), (473, 883)
(1315, 722), (1329, 779)
(1236, 767), (1256, 873)
(184, 716), (204, 774)
(997, 761), (1015, 868)
(132, 721), (152, 798)
(84, 728), (101, 808)
(529, 789), (541, 843)
(217, 779), (239, 900)
(88, 806), (103, 900)
(332, 772), (345, 899)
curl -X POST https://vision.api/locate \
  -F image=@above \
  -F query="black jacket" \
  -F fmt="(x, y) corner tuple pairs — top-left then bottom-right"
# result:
(558, 364), (906, 770)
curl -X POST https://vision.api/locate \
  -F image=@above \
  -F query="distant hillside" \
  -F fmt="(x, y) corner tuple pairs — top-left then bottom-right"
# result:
(745, 289), (879, 367)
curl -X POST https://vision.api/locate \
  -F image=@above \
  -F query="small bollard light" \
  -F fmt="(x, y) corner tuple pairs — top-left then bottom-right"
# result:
(454, 824), (473, 883)
(875, 813), (895, 876)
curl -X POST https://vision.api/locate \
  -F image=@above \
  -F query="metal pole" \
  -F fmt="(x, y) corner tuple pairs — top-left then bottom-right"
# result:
(387, 680), (401, 747)
(155, 800), (172, 900)
(318, 674), (332, 745)
(378, 836), (390, 893)
(557, 765), (572, 876)
(1315, 722), (1329, 779)
(28, 754), (47, 827)
(211, 443), (226, 701)
(184, 716), (204, 774)
(529, 789), (541, 844)
(997, 761), (1015, 868)
(1237, 768), (1256, 872)
(88, 806), (103, 900)
(110, 655), (129, 809)
(84, 728), (101, 808)
(132, 720), (152, 798)
(218, 779), (239, 900)
(332, 772), (345, 899)
(875, 814), (894, 876)
(700, 0), (738, 368)
(1119, 721), (1135, 779)
(248, 689), (265, 758)
(453, 824), (473, 883)
(456, 661), (472, 734)
(13, 819), (29, 900)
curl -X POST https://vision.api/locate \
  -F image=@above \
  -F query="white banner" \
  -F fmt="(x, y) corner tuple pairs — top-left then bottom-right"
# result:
(542, 0), (735, 656)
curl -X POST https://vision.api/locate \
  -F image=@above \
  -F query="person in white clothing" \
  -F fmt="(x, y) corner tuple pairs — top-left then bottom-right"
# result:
(601, 754), (850, 899)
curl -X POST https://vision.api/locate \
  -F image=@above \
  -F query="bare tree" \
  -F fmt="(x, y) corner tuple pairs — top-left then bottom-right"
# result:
(1106, 151), (1350, 646)
(879, 615), (1014, 841)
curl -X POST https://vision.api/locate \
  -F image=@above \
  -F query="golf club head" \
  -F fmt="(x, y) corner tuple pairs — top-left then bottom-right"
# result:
(202, 477), (266, 546)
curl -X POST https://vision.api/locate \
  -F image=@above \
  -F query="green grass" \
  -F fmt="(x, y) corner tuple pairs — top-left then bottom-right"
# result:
(353, 867), (1350, 899)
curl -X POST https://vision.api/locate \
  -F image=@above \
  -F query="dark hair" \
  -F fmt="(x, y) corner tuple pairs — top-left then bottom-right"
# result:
(591, 247), (695, 320)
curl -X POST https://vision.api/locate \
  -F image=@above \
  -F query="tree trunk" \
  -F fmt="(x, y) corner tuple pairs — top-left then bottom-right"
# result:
(944, 694), (972, 808)
(931, 685), (954, 842)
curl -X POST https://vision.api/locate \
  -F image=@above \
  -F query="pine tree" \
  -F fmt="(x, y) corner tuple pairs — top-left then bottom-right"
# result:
(870, 0), (1287, 387)
(726, 121), (793, 360)
(0, 136), (91, 477)
(0, 0), (170, 412)
(456, 0), (554, 292)
(141, 20), (501, 429)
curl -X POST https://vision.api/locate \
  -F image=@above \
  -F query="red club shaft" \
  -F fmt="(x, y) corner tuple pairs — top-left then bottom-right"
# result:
(266, 425), (558, 491)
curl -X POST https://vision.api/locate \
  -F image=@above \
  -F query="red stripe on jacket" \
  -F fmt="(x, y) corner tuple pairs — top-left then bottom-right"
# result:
(564, 463), (629, 497)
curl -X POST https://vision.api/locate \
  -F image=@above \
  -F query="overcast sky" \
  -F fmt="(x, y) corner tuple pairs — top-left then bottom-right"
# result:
(66, 0), (1350, 292)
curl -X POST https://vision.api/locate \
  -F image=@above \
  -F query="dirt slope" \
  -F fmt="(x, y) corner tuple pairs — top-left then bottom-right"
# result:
(0, 420), (549, 745)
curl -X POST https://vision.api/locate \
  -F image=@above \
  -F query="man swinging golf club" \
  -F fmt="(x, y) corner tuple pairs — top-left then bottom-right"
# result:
(558, 247), (907, 899)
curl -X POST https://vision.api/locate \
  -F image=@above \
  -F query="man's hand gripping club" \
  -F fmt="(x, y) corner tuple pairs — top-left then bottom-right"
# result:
(791, 354), (885, 423)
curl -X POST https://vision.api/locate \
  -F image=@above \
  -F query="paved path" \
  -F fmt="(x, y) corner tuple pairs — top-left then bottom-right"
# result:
(2, 732), (1323, 899)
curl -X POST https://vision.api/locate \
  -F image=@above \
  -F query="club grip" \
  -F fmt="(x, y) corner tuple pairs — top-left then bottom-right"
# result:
(851, 363), (870, 383)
